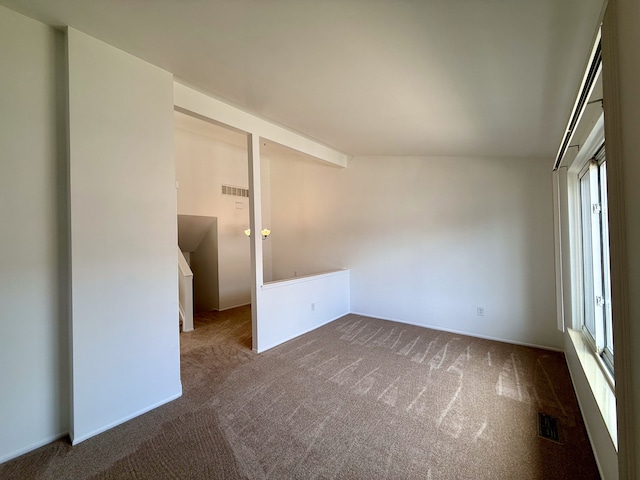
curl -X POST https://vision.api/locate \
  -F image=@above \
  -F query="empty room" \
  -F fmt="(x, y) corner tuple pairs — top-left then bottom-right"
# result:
(1, 1), (639, 479)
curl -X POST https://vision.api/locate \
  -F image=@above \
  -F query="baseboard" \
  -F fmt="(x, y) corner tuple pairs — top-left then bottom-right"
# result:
(255, 311), (349, 353)
(216, 302), (251, 312)
(70, 387), (182, 445)
(349, 311), (563, 353)
(0, 432), (68, 464)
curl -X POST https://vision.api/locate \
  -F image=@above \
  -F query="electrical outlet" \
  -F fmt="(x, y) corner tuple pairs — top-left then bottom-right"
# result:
(311, 303), (316, 311)
(477, 307), (485, 316)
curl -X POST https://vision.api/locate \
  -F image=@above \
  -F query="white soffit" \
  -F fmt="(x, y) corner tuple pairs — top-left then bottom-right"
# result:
(174, 110), (338, 167)
(2, 0), (606, 158)
(174, 110), (248, 150)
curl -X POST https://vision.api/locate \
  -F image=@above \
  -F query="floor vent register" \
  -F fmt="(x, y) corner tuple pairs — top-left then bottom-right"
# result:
(538, 412), (562, 443)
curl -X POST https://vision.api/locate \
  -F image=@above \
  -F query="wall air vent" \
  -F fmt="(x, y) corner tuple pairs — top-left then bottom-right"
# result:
(221, 185), (249, 198)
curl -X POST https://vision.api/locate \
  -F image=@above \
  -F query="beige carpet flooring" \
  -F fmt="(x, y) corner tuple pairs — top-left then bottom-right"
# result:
(1, 306), (600, 479)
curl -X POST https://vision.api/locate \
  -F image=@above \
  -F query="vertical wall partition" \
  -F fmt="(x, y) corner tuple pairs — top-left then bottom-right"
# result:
(67, 28), (181, 443)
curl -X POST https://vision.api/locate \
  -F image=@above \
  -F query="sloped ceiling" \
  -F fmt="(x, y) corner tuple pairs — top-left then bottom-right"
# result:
(2, 0), (605, 158)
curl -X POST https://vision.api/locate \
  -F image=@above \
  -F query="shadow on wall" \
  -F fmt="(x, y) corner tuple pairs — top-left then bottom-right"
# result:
(178, 214), (218, 313)
(266, 143), (347, 282)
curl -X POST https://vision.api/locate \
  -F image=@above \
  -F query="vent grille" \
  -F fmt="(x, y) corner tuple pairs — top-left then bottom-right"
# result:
(538, 412), (562, 443)
(222, 185), (249, 198)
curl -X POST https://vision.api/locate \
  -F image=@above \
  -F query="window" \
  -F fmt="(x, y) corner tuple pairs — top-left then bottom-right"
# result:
(578, 145), (614, 374)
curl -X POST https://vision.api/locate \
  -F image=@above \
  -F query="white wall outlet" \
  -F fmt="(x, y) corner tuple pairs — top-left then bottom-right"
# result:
(477, 306), (485, 316)
(311, 302), (316, 311)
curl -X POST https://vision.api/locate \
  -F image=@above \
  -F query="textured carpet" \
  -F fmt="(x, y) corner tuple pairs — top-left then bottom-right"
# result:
(1, 306), (600, 479)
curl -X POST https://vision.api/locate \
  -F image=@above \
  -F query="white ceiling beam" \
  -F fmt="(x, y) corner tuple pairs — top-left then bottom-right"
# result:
(174, 81), (350, 168)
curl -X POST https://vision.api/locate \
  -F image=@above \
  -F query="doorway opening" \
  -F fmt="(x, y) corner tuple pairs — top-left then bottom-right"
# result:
(174, 110), (257, 350)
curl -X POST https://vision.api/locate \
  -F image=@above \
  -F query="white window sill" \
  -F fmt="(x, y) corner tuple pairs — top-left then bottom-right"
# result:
(567, 328), (617, 450)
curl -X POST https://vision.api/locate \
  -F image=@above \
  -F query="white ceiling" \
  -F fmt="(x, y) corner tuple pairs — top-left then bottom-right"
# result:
(3, 0), (605, 158)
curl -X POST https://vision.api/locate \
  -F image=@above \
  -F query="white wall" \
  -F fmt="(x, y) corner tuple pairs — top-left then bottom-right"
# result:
(67, 28), (181, 443)
(603, 0), (640, 476)
(258, 270), (350, 352)
(0, 7), (69, 462)
(266, 152), (560, 351)
(344, 156), (562, 350)
(175, 124), (254, 309)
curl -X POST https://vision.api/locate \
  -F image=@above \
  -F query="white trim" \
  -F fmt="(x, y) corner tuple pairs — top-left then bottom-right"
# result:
(564, 113), (613, 369)
(177, 248), (193, 277)
(216, 302), (251, 312)
(178, 248), (194, 332)
(247, 133), (263, 353)
(569, 113), (605, 175)
(0, 432), (68, 464)
(349, 311), (563, 352)
(558, 167), (576, 331)
(262, 269), (348, 290)
(567, 166), (583, 331)
(555, 30), (603, 168)
(69, 389), (182, 445)
(553, 170), (566, 332)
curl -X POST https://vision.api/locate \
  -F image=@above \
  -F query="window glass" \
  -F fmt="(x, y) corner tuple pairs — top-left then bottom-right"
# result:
(579, 155), (614, 374)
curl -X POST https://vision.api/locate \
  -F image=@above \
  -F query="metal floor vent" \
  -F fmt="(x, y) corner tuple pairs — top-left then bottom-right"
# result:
(538, 412), (562, 443)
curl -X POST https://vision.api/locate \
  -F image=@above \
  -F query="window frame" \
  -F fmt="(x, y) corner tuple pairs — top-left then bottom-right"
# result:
(568, 113), (614, 379)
